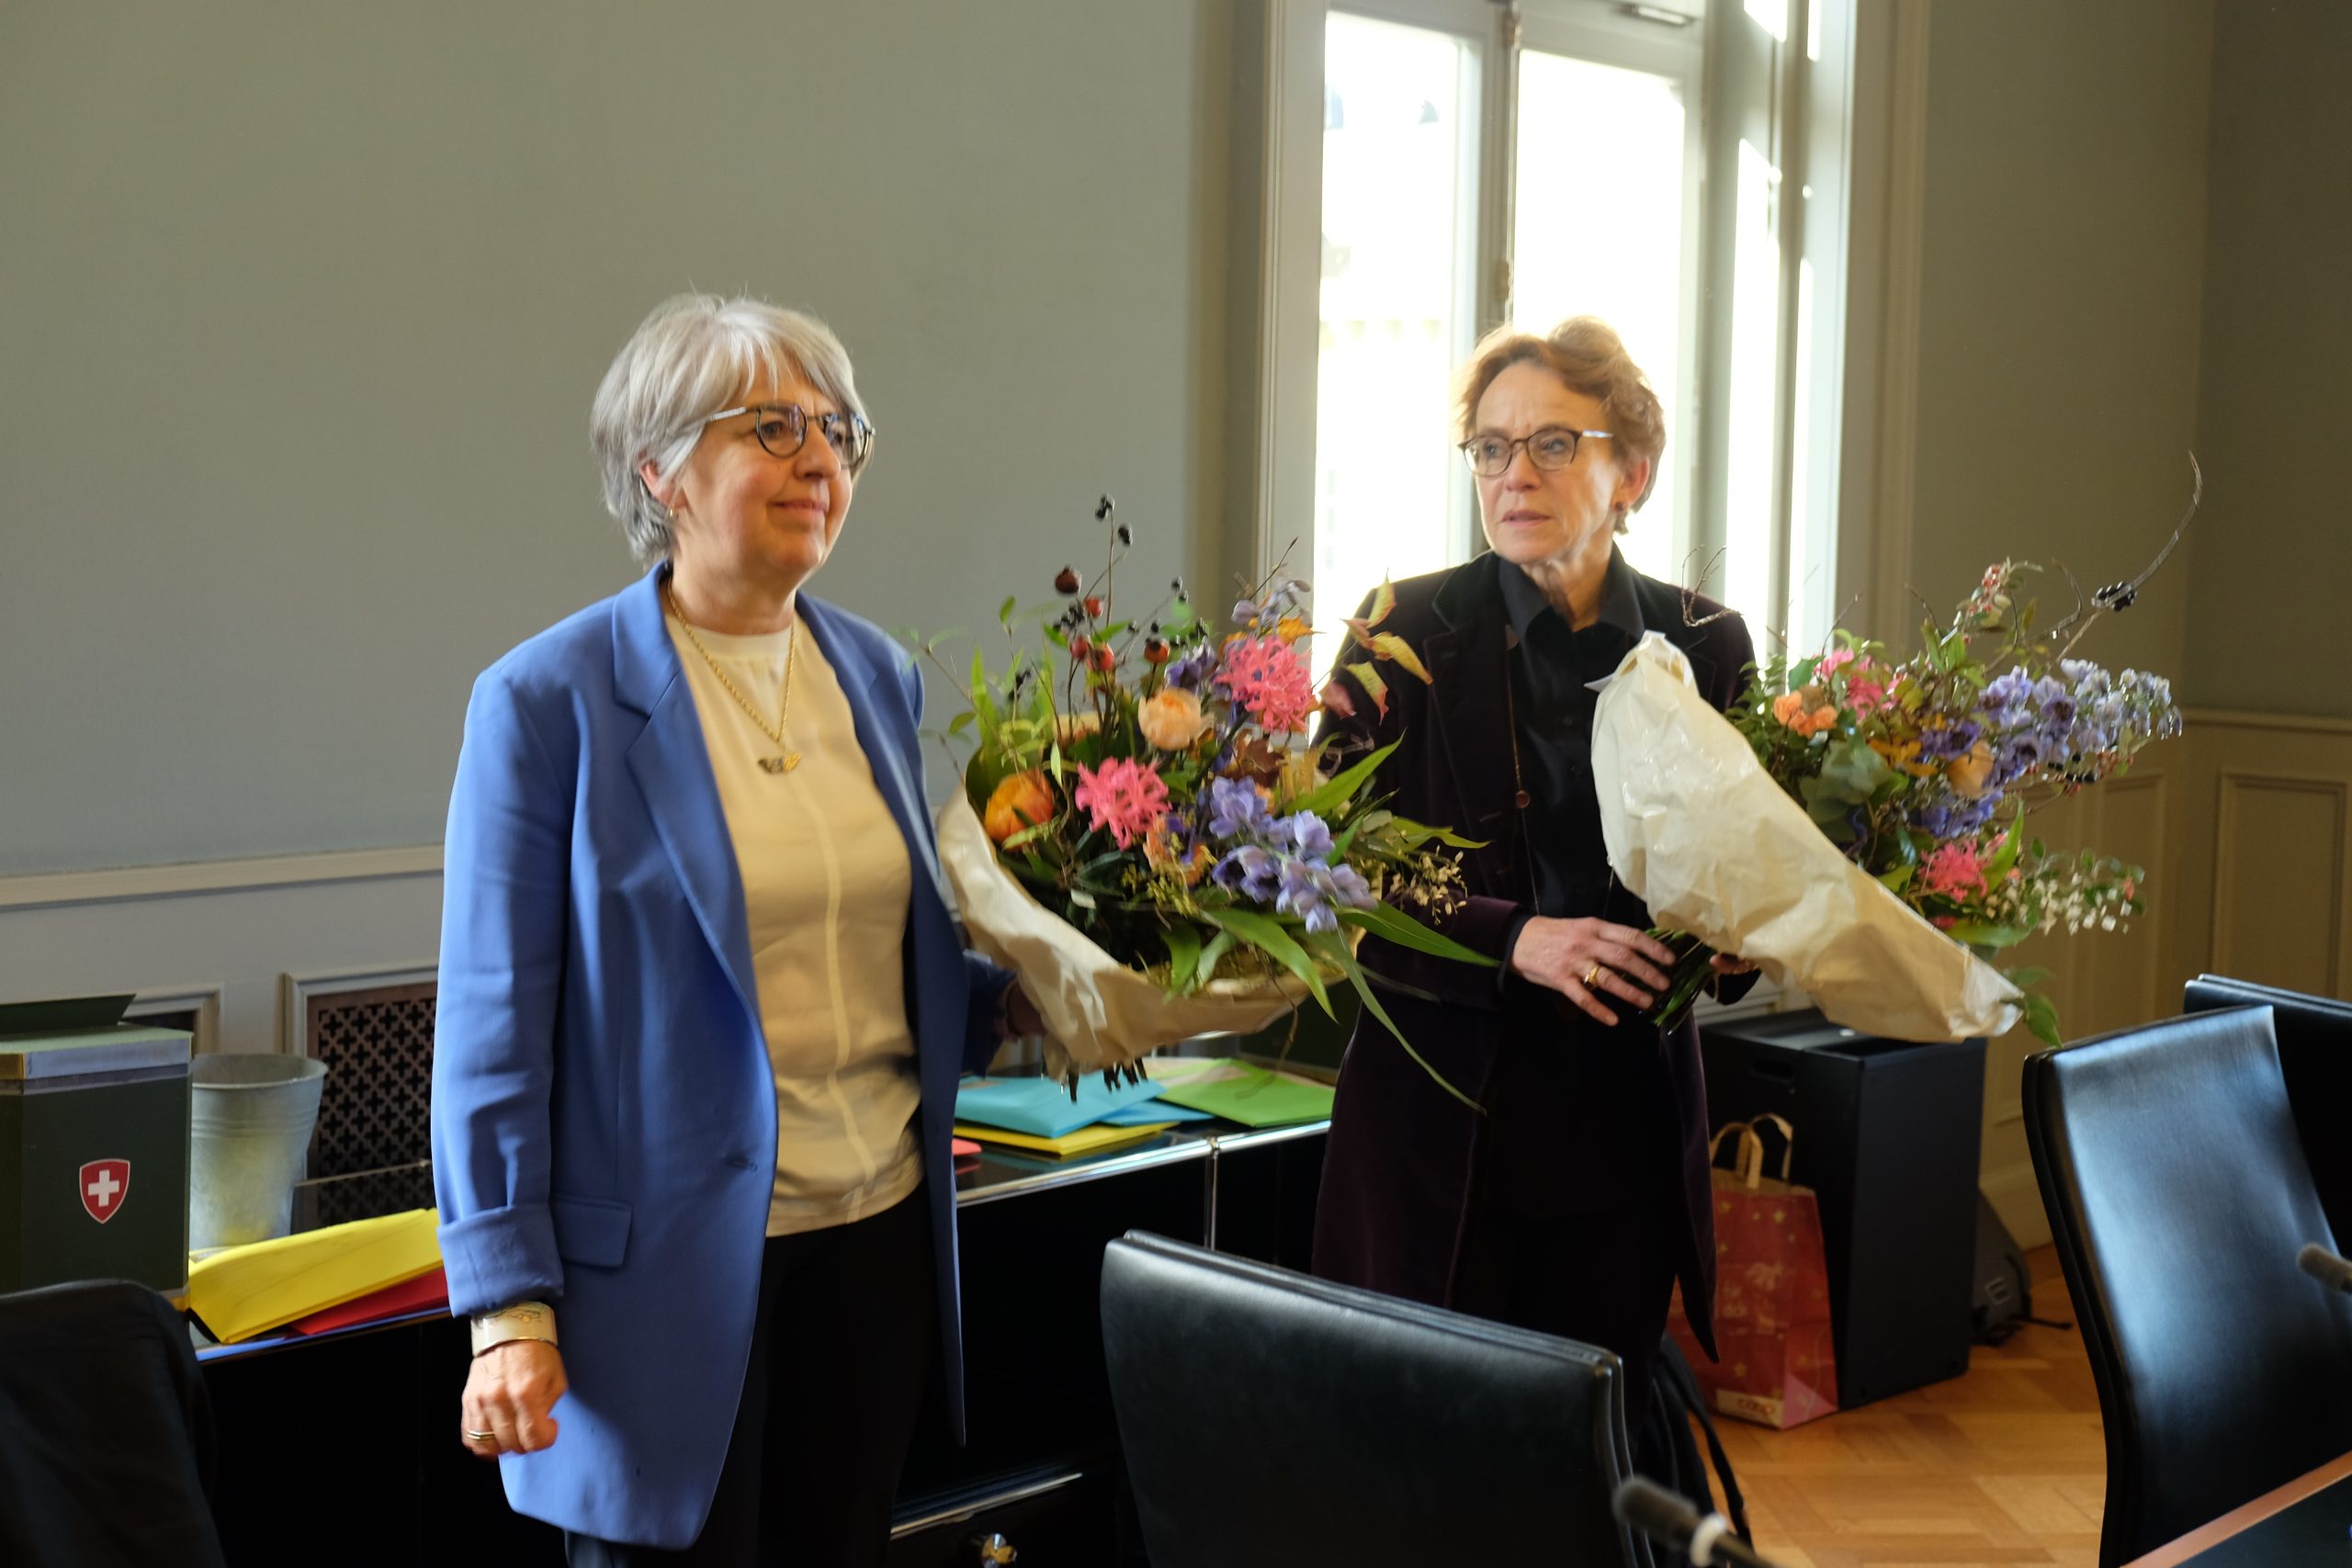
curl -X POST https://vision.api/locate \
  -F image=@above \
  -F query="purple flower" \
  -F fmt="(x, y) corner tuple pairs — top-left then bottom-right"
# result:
(1275, 858), (1335, 931)
(1164, 645), (1218, 690)
(1205, 777), (1275, 841)
(1328, 863), (1375, 908)
(1983, 670), (2034, 714)
(1917, 720), (1982, 761)
(1284, 810), (1334, 861)
(2031, 677), (2076, 728)
(1213, 844), (1283, 903)
(1994, 733), (2045, 784)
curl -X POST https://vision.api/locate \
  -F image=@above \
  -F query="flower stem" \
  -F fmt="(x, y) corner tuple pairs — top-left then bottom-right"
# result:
(1641, 929), (1717, 1034)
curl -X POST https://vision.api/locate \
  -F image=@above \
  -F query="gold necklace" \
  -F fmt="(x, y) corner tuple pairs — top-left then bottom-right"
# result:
(664, 582), (801, 774)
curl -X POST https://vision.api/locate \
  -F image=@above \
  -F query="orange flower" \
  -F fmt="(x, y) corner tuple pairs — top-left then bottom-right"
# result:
(1771, 687), (1839, 739)
(981, 770), (1056, 843)
(1145, 823), (1215, 886)
(1137, 687), (1209, 750)
(1945, 739), (1996, 798)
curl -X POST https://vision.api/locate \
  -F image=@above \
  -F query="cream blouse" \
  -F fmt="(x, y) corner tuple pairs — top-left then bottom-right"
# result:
(663, 606), (923, 1236)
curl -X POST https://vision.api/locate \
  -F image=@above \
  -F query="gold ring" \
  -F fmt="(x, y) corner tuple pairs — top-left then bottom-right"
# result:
(464, 1427), (496, 1441)
(1582, 963), (1604, 987)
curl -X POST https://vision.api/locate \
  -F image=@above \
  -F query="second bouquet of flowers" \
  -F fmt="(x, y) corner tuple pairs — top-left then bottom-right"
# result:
(932, 502), (1495, 1089)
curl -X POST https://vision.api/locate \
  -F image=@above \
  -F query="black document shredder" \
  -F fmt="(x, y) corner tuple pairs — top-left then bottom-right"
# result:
(1699, 1008), (1986, 1408)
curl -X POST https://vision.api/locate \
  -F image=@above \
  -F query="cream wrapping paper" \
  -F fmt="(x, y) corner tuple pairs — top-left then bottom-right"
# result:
(1590, 632), (2021, 1043)
(936, 795), (1317, 1077)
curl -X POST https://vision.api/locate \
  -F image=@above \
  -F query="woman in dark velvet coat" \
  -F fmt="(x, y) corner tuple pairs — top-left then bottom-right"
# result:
(1311, 317), (1758, 1410)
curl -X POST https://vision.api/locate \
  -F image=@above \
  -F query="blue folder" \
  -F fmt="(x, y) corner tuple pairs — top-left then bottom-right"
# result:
(954, 1073), (1169, 1139)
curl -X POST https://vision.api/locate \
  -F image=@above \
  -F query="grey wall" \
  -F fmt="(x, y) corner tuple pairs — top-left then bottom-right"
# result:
(1908, 0), (2214, 687)
(2188, 0), (2352, 718)
(0, 1), (1238, 875)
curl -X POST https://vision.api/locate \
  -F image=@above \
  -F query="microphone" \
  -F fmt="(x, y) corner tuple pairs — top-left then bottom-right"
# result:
(1612, 1476), (1781, 1568)
(2297, 1243), (2352, 1294)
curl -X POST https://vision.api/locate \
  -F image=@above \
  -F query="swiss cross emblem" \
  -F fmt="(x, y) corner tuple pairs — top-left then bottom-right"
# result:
(79, 1159), (131, 1224)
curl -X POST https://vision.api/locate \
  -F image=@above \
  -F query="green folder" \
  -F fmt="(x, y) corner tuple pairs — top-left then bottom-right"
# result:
(1154, 1061), (1334, 1128)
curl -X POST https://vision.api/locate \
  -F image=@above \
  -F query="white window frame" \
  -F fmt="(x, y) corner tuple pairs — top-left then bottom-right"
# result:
(1237, 0), (1932, 657)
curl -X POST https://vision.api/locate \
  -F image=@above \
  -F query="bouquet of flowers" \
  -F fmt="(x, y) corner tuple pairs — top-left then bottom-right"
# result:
(1594, 558), (2183, 1046)
(930, 501), (1494, 1091)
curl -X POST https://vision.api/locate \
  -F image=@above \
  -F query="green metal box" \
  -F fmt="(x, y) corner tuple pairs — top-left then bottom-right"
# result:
(0, 997), (193, 1294)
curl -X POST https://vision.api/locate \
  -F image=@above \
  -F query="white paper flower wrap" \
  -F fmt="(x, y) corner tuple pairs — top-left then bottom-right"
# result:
(936, 795), (1319, 1078)
(1589, 632), (2021, 1043)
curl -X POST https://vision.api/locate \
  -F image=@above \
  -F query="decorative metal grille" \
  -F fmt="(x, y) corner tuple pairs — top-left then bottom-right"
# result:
(304, 979), (436, 1180)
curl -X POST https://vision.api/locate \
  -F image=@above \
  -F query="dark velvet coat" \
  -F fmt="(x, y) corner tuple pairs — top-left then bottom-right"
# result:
(1308, 551), (1757, 1357)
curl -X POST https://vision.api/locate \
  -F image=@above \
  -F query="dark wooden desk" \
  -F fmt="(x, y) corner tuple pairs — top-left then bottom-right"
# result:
(2124, 1450), (2352, 1568)
(198, 1120), (1327, 1567)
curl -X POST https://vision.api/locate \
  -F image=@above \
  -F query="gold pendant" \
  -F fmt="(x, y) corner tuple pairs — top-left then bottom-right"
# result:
(759, 753), (801, 775)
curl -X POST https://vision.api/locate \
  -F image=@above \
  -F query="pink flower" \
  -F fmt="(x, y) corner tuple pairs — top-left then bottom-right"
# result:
(1819, 648), (1856, 675)
(1215, 636), (1317, 733)
(1072, 757), (1169, 850)
(1921, 842), (1987, 901)
(1845, 675), (1888, 716)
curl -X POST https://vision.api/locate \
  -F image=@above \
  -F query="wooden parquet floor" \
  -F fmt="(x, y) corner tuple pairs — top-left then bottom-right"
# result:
(1711, 1248), (2107, 1568)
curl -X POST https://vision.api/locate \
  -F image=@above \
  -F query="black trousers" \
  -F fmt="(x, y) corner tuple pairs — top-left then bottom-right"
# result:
(565, 1188), (937, 1568)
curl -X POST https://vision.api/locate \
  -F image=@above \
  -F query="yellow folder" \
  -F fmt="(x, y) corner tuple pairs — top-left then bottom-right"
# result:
(187, 1208), (442, 1344)
(954, 1121), (1178, 1159)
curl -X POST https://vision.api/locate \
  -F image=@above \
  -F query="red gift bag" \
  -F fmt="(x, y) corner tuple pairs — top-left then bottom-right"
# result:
(1668, 1114), (1838, 1428)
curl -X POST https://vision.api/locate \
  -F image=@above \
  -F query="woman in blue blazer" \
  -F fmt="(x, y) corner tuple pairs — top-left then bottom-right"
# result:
(431, 293), (1041, 1565)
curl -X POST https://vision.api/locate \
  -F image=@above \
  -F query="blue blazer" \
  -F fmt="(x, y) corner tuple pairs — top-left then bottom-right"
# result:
(431, 567), (1009, 1549)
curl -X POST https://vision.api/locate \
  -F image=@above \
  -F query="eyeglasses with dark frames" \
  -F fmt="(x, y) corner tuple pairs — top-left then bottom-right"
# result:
(704, 401), (876, 475)
(1458, 425), (1612, 478)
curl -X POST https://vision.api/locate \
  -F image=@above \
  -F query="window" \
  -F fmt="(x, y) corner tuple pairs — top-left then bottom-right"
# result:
(1297, 0), (1858, 661)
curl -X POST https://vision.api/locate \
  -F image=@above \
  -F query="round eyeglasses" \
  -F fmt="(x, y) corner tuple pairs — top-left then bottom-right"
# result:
(705, 401), (876, 475)
(1459, 426), (1612, 478)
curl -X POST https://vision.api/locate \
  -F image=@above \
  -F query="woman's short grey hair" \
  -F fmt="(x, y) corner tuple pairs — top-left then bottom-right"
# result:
(591, 293), (866, 565)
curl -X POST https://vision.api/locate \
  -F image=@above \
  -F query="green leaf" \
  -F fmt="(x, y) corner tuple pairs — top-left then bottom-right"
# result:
(2021, 991), (2064, 1048)
(2002, 965), (2053, 989)
(1343, 660), (1391, 718)
(1289, 739), (1400, 818)
(1875, 865), (1914, 894)
(969, 648), (1000, 733)
(1336, 903), (1497, 966)
(1192, 931), (1236, 991)
(1308, 931), (1480, 1111)
(1163, 922), (1203, 993)
(1363, 632), (1432, 683)
(998, 594), (1018, 626)
(1816, 736), (1894, 802)
(1945, 919), (2030, 949)
(947, 711), (975, 737)
(1201, 908), (1332, 1017)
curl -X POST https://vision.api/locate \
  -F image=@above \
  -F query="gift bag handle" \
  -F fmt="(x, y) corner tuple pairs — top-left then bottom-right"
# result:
(1707, 1113), (1796, 1190)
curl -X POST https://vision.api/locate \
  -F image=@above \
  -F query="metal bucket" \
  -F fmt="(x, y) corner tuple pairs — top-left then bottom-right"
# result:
(188, 1054), (329, 1250)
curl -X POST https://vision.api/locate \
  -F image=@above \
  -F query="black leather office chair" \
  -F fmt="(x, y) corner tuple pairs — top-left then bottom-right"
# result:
(2185, 975), (2352, 1243)
(0, 1278), (227, 1568)
(2025, 1009), (2352, 1568)
(1100, 1231), (1645, 1568)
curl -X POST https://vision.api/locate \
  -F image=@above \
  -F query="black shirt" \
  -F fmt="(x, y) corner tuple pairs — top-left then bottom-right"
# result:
(1498, 550), (1645, 921)
(1484, 548), (1666, 1218)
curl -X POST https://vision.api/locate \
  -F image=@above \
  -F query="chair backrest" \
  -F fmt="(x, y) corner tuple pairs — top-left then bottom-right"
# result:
(1100, 1231), (1643, 1568)
(0, 1277), (227, 1568)
(2185, 975), (2352, 1244)
(2025, 1008), (2352, 1568)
